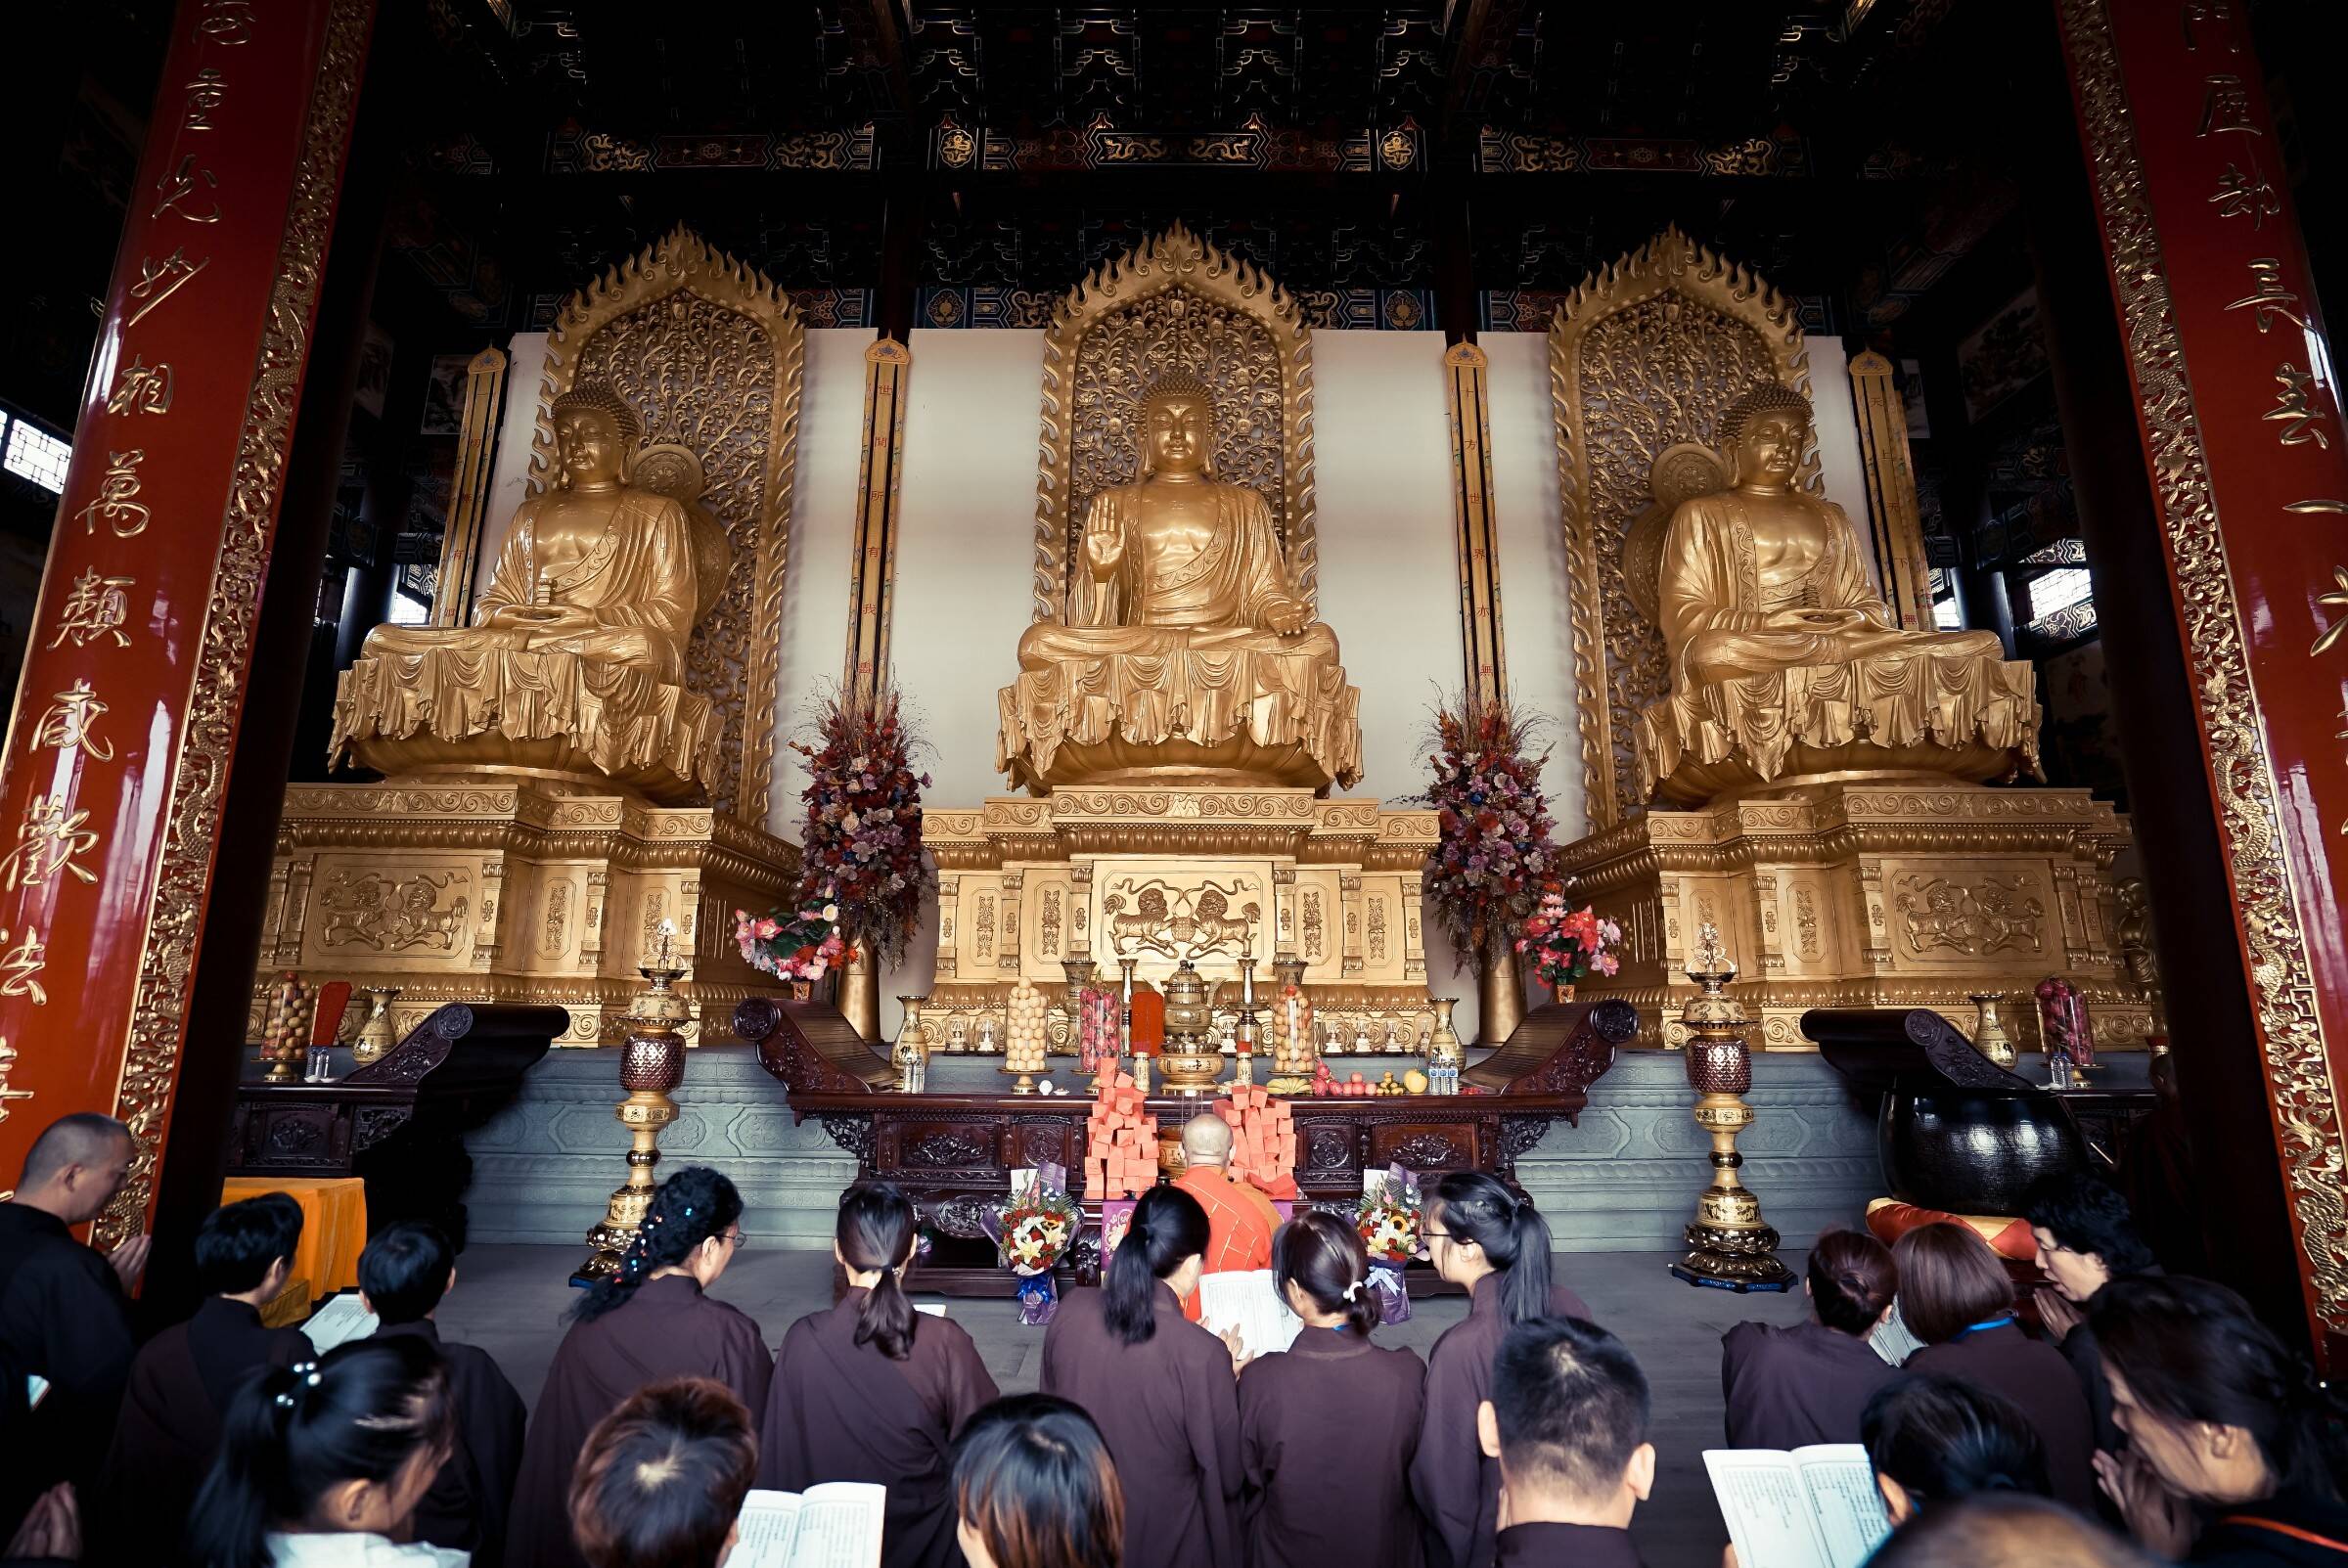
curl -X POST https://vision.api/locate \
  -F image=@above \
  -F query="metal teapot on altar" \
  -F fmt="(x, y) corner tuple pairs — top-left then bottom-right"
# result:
(1157, 961), (1225, 1097)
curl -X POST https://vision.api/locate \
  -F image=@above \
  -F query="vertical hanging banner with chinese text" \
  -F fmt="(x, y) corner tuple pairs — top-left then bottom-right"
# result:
(2058, 0), (2348, 1356)
(0, 0), (375, 1234)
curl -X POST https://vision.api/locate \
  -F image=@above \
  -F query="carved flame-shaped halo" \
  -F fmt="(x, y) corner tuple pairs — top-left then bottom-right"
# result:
(1549, 225), (1814, 830)
(1033, 221), (1316, 625)
(527, 223), (803, 828)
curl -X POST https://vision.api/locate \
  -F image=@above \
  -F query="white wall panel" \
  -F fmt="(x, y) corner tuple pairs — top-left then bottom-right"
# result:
(767, 328), (878, 831)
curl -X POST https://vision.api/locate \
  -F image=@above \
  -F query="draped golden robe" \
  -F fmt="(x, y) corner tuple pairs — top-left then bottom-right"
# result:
(1001, 480), (1362, 793)
(1638, 490), (2038, 804)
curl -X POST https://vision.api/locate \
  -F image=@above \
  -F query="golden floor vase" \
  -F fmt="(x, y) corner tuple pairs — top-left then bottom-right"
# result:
(1477, 929), (1526, 1048)
(841, 943), (881, 1042)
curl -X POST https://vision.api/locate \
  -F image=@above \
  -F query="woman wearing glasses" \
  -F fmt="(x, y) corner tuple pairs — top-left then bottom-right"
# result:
(760, 1182), (1000, 1568)
(1408, 1172), (1590, 1568)
(506, 1166), (772, 1568)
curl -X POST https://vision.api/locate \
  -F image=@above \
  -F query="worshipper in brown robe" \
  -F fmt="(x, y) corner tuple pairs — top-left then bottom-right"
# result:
(0, 1114), (144, 1544)
(1040, 1185), (1241, 1568)
(1862, 1373), (2053, 1529)
(1411, 1173), (1591, 1568)
(89, 1191), (310, 1562)
(1173, 1113), (1280, 1324)
(2023, 1172), (2161, 1458)
(571, 1379), (758, 1568)
(949, 1395), (1126, 1568)
(361, 1221), (529, 1565)
(507, 1168), (771, 1568)
(1483, 1318), (1653, 1568)
(1240, 1211), (1425, 1568)
(1893, 1222), (2096, 1515)
(1721, 1229), (1900, 1450)
(760, 1184), (1000, 1568)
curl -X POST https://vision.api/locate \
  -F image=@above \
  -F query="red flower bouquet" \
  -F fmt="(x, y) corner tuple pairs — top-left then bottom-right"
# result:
(789, 686), (935, 965)
(1514, 888), (1621, 997)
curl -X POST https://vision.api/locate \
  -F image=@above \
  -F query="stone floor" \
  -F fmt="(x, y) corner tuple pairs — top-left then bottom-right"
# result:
(437, 1243), (1814, 1568)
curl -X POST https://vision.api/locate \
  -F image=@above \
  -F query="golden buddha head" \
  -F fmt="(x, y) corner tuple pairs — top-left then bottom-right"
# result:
(1139, 370), (1217, 478)
(1717, 381), (1812, 490)
(549, 381), (642, 490)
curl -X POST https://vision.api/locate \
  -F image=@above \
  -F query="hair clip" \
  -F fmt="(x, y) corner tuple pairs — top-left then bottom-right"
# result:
(274, 1391), (297, 1409)
(303, 1369), (323, 1387)
(291, 1360), (319, 1375)
(1342, 1279), (1362, 1302)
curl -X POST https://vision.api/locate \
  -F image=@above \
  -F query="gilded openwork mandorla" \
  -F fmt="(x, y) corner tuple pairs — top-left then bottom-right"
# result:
(1550, 227), (1813, 829)
(1036, 223), (1315, 625)
(531, 226), (803, 827)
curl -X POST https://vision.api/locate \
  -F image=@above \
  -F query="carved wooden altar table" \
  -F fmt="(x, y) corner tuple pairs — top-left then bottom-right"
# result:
(742, 995), (1633, 1295)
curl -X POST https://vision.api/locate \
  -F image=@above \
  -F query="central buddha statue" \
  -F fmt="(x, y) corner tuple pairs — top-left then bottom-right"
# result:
(331, 381), (729, 802)
(998, 372), (1363, 793)
(1638, 381), (2040, 805)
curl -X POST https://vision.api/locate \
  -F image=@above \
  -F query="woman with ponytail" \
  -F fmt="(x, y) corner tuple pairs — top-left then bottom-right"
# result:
(506, 1167), (771, 1568)
(758, 1182), (999, 1568)
(1240, 1212), (1425, 1568)
(2089, 1274), (2348, 1564)
(1041, 1184), (1239, 1568)
(184, 1334), (459, 1568)
(1721, 1228), (1900, 1449)
(1408, 1172), (1589, 1568)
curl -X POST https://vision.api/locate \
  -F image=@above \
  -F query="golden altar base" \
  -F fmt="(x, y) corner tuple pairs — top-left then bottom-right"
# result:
(251, 779), (798, 1048)
(923, 787), (1439, 1053)
(1556, 783), (2152, 1052)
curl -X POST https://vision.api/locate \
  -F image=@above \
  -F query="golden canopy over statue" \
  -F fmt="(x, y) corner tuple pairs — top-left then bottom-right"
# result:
(331, 381), (733, 802)
(1636, 381), (2040, 804)
(998, 371), (1363, 793)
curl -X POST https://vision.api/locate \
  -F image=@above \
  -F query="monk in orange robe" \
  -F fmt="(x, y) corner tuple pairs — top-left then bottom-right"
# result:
(1173, 1112), (1281, 1324)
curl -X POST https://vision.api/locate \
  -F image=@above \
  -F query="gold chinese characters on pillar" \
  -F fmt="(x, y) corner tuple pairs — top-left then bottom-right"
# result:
(999, 226), (1363, 795)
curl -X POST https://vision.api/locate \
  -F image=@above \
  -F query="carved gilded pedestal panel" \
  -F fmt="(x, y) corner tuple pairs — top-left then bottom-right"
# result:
(1557, 785), (2152, 1053)
(253, 782), (797, 1048)
(923, 788), (1433, 1053)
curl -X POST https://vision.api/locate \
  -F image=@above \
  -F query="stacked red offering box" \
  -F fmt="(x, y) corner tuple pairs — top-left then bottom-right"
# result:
(1212, 1081), (1298, 1199)
(1085, 1068), (1160, 1197)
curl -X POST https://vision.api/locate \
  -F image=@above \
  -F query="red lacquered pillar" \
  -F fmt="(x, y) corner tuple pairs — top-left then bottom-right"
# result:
(0, 0), (376, 1241)
(2056, 0), (2348, 1366)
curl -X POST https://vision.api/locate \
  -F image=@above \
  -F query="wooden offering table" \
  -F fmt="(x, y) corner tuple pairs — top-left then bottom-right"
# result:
(743, 995), (1633, 1294)
(228, 1003), (564, 1248)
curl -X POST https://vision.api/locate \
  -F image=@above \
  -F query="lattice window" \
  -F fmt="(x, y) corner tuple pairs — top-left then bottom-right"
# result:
(3, 418), (70, 494)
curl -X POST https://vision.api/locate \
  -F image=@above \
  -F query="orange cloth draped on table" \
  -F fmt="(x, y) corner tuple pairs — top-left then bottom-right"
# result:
(219, 1175), (369, 1315)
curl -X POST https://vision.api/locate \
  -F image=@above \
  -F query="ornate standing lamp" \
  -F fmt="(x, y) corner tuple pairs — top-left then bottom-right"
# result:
(574, 920), (690, 1285)
(1669, 921), (1794, 1291)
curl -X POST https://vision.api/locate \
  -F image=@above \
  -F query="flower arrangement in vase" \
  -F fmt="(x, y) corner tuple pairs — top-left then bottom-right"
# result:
(790, 685), (936, 965)
(1417, 695), (1558, 961)
(1514, 887), (1622, 1000)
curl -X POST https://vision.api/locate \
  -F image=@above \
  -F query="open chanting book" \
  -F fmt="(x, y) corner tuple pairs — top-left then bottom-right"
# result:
(732, 1483), (887, 1568)
(1196, 1269), (1302, 1359)
(1704, 1445), (1893, 1568)
(300, 1291), (381, 1354)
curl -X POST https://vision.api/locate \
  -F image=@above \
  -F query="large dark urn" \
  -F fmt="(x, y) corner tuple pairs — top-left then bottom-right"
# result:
(1805, 1008), (2084, 1214)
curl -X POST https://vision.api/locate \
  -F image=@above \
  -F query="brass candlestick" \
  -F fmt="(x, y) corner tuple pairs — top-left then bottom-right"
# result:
(1670, 921), (1794, 1292)
(575, 921), (690, 1285)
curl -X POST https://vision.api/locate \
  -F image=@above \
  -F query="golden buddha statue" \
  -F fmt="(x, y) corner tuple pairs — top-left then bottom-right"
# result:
(331, 381), (730, 802)
(998, 372), (1362, 793)
(1637, 381), (2040, 805)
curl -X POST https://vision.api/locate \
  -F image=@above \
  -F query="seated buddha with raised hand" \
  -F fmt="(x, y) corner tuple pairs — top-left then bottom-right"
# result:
(1000, 371), (1362, 794)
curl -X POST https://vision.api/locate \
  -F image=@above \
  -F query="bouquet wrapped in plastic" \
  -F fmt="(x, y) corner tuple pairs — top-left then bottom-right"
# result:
(1356, 1164), (1422, 1324)
(989, 1163), (1080, 1325)
(734, 886), (849, 984)
(1513, 886), (1621, 998)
